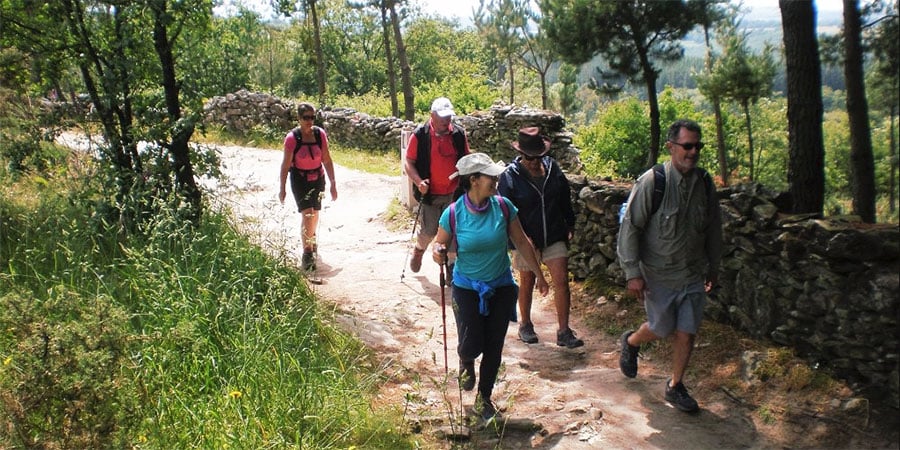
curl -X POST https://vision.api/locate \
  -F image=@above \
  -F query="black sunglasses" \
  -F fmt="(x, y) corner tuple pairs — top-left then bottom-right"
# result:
(670, 141), (704, 151)
(301, 115), (315, 121)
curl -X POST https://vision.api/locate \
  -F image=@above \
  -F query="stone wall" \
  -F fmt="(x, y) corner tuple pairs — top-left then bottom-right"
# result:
(202, 90), (583, 173)
(569, 176), (900, 406)
(204, 91), (899, 405)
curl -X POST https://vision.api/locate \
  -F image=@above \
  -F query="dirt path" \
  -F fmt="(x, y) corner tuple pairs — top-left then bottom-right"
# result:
(211, 144), (884, 449)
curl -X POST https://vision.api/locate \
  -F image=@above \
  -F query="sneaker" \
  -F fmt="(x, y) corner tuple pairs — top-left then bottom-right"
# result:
(479, 396), (502, 423)
(410, 247), (425, 273)
(665, 379), (699, 413)
(556, 328), (584, 348)
(619, 330), (639, 378)
(459, 360), (475, 391)
(301, 251), (315, 271)
(518, 322), (539, 344)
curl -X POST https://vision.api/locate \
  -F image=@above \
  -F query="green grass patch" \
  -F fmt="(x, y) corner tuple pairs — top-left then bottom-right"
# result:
(0, 153), (416, 449)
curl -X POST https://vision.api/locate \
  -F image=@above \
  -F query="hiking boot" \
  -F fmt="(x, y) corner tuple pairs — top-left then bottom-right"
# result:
(619, 330), (639, 378)
(459, 360), (475, 391)
(301, 251), (316, 271)
(665, 379), (699, 413)
(410, 247), (425, 273)
(518, 322), (539, 344)
(556, 328), (584, 348)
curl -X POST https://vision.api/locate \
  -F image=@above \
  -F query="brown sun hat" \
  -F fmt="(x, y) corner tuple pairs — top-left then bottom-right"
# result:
(511, 127), (551, 157)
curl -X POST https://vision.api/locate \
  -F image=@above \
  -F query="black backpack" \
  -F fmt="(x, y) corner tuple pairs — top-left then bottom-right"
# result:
(291, 126), (323, 167)
(411, 123), (467, 204)
(618, 164), (715, 223)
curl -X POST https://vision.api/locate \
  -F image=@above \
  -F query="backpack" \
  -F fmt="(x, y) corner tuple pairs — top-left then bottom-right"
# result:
(411, 123), (467, 203)
(448, 194), (511, 239)
(618, 164), (714, 224)
(291, 126), (323, 166)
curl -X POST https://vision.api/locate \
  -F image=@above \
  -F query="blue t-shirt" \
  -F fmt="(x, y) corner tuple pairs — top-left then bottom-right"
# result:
(439, 195), (518, 282)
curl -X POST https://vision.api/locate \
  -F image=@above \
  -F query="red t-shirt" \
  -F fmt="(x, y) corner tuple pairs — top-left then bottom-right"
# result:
(405, 121), (469, 196)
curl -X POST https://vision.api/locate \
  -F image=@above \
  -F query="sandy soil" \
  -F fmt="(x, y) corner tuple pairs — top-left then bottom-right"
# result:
(211, 143), (897, 449)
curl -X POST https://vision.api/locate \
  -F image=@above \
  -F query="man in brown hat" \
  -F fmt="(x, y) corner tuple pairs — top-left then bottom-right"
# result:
(498, 127), (583, 348)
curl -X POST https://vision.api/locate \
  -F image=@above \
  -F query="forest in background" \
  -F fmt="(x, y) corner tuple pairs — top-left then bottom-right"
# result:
(0, 0), (897, 224)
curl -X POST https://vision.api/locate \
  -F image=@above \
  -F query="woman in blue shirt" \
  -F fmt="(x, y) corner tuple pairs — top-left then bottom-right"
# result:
(431, 153), (548, 424)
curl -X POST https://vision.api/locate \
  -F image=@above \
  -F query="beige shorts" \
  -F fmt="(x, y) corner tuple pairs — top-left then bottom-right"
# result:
(511, 241), (568, 271)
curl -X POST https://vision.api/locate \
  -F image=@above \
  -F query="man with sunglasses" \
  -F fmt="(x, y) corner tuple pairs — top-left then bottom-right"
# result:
(616, 119), (723, 413)
(498, 127), (583, 349)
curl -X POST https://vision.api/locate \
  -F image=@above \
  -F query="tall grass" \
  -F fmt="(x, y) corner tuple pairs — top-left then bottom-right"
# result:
(0, 157), (415, 448)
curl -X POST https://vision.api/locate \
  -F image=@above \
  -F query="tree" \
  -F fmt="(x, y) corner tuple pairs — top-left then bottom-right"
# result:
(697, 21), (775, 181)
(780, 0), (825, 215)
(556, 63), (580, 117)
(866, 0), (899, 214)
(475, 0), (524, 105)
(540, 0), (700, 169)
(515, 1), (557, 109)
(277, 0), (327, 105)
(387, 0), (414, 119)
(696, 0), (732, 185)
(842, 0), (877, 222)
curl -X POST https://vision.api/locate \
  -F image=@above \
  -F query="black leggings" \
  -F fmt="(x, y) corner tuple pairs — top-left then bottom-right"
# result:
(452, 284), (517, 399)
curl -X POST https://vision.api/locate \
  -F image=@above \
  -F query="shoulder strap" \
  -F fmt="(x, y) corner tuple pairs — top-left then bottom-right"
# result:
(291, 127), (303, 161)
(650, 163), (666, 216)
(449, 195), (509, 238)
(495, 194), (510, 226)
(313, 126), (322, 148)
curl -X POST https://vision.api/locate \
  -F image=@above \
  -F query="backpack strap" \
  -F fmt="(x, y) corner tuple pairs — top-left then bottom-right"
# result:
(291, 126), (324, 171)
(449, 195), (509, 239)
(650, 163), (666, 216)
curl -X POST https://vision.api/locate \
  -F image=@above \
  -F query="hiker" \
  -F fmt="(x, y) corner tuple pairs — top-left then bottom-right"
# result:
(403, 96), (470, 273)
(278, 102), (338, 272)
(431, 152), (549, 424)
(616, 119), (723, 413)
(498, 127), (583, 349)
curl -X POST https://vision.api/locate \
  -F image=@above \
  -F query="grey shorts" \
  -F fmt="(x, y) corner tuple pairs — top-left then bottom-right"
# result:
(643, 277), (706, 337)
(416, 193), (454, 249)
(511, 241), (568, 270)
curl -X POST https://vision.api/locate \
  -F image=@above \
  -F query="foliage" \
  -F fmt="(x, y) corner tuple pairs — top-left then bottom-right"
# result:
(0, 146), (417, 449)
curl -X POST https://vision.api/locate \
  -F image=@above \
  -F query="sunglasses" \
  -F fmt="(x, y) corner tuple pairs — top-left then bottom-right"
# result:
(301, 115), (315, 121)
(670, 141), (704, 151)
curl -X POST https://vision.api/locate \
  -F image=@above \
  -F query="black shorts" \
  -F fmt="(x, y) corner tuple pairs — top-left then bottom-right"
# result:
(289, 167), (326, 211)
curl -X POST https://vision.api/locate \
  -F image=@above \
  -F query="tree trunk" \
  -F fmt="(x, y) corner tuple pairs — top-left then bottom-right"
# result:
(508, 54), (516, 105)
(779, 0), (825, 215)
(380, 2), (398, 118)
(891, 105), (897, 213)
(714, 101), (728, 185)
(743, 100), (755, 181)
(843, 0), (876, 222)
(151, 0), (200, 222)
(389, 4), (414, 120)
(309, 0), (327, 106)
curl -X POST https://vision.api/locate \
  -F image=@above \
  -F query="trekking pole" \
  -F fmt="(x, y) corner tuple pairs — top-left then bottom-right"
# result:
(400, 201), (422, 282)
(439, 248), (449, 376)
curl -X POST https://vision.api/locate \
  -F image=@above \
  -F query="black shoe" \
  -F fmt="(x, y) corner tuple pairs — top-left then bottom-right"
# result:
(556, 328), (584, 348)
(518, 322), (539, 344)
(665, 379), (699, 413)
(301, 251), (316, 271)
(619, 330), (639, 378)
(459, 360), (475, 391)
(479, 396), (502, 423)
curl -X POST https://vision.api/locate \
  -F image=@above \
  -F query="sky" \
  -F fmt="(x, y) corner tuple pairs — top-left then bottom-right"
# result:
(418, 0), (845, 25)
(217, 0), (846, 24)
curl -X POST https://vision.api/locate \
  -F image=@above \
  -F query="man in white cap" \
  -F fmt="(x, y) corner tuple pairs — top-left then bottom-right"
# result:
(403, 97), (470, 273)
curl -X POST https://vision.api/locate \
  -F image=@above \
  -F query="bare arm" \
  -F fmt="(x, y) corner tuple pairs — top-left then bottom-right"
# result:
(320, 133), (337, 201)
(278, 135), (292, 204)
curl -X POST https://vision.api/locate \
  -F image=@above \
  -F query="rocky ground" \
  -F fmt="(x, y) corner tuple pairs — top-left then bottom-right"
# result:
(211, 142), (897, 449)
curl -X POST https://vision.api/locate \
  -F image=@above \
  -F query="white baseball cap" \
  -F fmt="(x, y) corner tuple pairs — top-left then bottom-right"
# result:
(430, 97), (455, 118)
(449, 153), (506, 180)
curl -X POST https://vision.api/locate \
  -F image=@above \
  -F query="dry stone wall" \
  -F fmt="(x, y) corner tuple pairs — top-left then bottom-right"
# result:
(204, 91), (899, 405)
(569, 176), (899, 406)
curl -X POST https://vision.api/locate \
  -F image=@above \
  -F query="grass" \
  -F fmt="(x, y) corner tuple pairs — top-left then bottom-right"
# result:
(0, 149), (417, 448)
